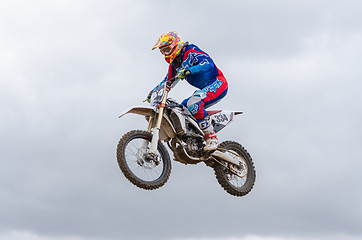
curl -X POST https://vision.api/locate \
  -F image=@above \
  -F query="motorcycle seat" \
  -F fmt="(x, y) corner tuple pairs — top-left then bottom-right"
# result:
(206, 110), (222, 115)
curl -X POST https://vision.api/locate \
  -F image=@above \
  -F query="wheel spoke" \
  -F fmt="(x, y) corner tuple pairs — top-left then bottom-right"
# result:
(124, 138), (165, 182)
(223, 150), (249, 188)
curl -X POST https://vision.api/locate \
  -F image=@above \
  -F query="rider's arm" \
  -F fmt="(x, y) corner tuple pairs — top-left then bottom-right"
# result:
(167, 64), (177, 80)
(185, 51), (215, 75)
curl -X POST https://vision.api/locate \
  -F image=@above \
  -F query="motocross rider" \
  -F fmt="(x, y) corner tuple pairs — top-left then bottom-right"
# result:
(149, 31), (228, 151)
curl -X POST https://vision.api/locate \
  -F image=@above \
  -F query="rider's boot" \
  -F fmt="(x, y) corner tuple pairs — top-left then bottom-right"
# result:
(197, 116), (219, 152)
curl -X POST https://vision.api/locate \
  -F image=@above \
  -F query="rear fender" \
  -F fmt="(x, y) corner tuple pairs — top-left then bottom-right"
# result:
(209, 110), (243, 133)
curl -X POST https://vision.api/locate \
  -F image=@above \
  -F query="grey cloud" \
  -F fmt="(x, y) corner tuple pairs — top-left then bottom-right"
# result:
(0, 1), (362, 240)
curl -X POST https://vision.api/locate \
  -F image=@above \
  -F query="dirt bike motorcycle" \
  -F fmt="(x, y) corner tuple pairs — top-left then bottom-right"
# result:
(116, 76), (256, 197)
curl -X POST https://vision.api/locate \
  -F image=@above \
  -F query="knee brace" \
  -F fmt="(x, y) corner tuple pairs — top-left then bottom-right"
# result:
(186, 90), (207, 115)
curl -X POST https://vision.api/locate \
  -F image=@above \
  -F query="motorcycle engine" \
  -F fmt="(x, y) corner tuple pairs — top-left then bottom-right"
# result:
(183, 136), (203, 158)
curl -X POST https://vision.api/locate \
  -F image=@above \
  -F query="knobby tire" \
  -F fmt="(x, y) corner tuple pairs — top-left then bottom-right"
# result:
(116, 130), (171, 190)
(214, 141), (256, 197)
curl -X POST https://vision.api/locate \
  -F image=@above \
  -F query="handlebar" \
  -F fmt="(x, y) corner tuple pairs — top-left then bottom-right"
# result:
(166, 76), (180, 89)
(145, 69), (187, 102)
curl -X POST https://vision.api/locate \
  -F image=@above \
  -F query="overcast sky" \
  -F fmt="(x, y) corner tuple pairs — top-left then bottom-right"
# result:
(1, 1), (362, 240)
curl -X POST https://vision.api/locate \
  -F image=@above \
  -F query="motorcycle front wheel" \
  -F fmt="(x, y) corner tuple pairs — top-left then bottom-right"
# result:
(116, 130), (171, 190)
(213, 141), (256, 197)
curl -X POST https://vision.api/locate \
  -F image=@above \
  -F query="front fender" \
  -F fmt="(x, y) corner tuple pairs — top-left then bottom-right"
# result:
(118, 106), (176, 141)
(118, 106), (155, 118)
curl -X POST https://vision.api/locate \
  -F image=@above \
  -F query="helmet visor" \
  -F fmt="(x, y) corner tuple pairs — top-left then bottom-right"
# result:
(159, 45), (173, 55)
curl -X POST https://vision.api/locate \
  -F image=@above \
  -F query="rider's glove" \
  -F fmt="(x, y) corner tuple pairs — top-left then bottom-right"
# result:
(146, 90), (153, 103)
(177, 69), (191, 79)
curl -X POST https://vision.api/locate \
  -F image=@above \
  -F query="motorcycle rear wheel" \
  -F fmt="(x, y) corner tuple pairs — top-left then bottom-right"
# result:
(214, 141), (256, 197)
(116, 130), (171, 190)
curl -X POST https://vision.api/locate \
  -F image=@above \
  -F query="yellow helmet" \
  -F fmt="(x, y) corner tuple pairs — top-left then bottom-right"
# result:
(152, 31), (184, 63)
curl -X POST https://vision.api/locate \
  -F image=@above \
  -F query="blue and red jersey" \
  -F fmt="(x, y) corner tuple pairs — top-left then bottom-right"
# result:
(164, 44), (227, 90)
(160, 43), (228, 119)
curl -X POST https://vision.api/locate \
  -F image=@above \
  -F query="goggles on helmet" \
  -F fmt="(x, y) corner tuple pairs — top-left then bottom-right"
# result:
(159, 45), (173, 55)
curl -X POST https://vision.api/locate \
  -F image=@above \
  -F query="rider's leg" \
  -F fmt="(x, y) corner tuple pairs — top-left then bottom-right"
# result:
(182, 91), (218, 151)
(182, 75), (228, 151)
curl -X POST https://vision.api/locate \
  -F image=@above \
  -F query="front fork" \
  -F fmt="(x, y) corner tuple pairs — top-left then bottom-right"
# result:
(147, 88), (169, 156)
